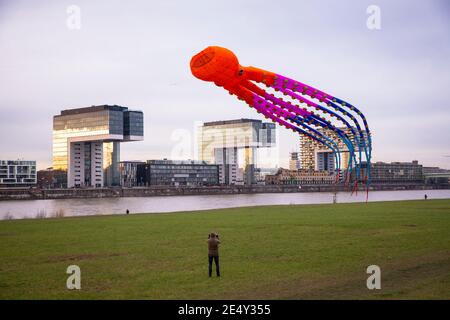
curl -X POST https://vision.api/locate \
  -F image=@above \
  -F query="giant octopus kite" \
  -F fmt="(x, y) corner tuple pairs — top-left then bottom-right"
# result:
(190, 46), (372, 194)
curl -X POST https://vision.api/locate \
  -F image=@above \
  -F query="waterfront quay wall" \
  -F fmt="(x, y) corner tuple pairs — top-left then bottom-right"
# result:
(0, 184), (446, 201)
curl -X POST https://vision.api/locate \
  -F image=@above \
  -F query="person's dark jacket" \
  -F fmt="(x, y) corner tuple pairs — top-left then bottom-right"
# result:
(207, 237), (220, 256)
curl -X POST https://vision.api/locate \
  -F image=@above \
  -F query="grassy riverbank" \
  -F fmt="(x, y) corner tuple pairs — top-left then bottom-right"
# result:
(1, 199), (449, 299)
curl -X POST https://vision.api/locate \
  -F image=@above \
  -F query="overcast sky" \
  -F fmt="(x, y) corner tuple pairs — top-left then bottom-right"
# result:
(1, 0), (449, 169)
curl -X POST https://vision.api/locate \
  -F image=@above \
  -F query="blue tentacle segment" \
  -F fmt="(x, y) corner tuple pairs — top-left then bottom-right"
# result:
(269, 74), (372, 190)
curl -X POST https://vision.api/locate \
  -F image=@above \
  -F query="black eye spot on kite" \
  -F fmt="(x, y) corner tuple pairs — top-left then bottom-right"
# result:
(238, 69), (244, 76)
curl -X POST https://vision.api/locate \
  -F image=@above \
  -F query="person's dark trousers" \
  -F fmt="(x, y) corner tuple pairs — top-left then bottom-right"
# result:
(208, 255), (220, 277)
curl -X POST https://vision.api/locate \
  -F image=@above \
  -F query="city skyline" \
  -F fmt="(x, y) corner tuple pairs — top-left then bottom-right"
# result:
(1, 0), (449, 170)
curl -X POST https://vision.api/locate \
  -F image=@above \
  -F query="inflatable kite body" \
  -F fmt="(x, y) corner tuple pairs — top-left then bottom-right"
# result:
(190, 46), (372, 193)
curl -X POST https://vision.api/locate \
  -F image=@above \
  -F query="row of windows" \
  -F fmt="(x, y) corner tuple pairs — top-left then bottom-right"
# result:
(0, 173), (36, 178)
(0, 178), (37, 183)
(75, 174), (102, 178)
(0, 161), (36, 166)
(149, 174), (218, 178)
(149, 165), (217, 170)
(150, 168), (218, 174)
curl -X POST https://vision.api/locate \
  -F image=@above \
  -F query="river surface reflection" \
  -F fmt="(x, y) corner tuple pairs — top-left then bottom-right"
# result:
(0, 189), (449, 220)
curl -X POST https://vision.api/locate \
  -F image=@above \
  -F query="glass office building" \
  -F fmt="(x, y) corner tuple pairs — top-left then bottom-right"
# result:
(136, 160), (219, 187)
(53, 105), (143, 187)
(119, 161), (145, 187)
(359, 160), (424, 184)
(197, 119), (276, 185)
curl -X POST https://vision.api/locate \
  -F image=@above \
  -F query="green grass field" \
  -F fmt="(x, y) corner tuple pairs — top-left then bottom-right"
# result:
(1, 199), (449, 299)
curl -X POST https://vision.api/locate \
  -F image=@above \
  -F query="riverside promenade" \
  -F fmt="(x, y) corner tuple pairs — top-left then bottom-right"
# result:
(0, 184), (447, 201)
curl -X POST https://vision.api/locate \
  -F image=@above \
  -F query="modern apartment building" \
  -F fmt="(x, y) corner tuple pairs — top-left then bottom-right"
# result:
(299, 127), (362, 173)
(53, 105), (144, 188)
(265, 168), (334, 185)
(0, 160), (37, 186)
(289, 152), (301, 171)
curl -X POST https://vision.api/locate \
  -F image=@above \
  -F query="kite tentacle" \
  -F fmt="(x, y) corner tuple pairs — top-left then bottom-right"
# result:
(268, 73), (371, 189)
(241, 80), (343, 174)
(245, 71), (361, 183)
(232, 83), (343, 174)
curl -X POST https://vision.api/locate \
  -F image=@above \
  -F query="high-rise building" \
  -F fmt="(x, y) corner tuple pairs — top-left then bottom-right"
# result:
(316, 151), (334, 172)
(289, 152), (300, 171)
(197, 119), (276, 185)
(299, 127), (363, 173)
(136, 160), (219, 187)
(214, 147), (239, 185)
(53, 105), (144, 188)
(0, 160), (37, 186)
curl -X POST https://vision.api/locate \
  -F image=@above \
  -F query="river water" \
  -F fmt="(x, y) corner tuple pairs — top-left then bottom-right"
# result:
(0, 189), (449, 220)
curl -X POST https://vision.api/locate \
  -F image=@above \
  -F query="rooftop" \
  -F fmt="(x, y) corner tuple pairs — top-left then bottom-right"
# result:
(203, 118), (262, 127)
(147, 159), (216, 166)
(58, 105), (142, 116)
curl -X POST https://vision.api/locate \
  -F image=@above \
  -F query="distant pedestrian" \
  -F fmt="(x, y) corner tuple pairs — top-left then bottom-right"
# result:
(126, 209), (130, 215)
(424, 194), (428, 200)
(207, 232), (221, 277)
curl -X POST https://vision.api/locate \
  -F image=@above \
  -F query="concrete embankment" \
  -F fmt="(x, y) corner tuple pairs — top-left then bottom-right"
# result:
(0, 184), (447, 201)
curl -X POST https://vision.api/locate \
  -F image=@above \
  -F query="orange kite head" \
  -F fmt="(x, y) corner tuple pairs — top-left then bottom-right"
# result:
(190, 46), (241, 87)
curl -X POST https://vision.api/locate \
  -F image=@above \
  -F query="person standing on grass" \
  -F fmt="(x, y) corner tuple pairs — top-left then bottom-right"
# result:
(207, 232), (221, 277)
(424, 194), (428, 200)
